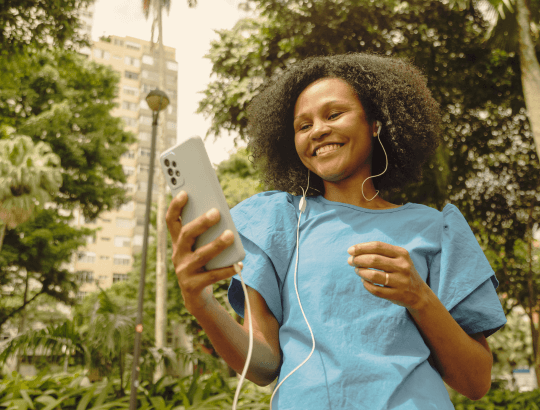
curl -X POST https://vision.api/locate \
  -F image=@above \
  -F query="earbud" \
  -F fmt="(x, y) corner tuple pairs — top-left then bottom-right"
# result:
(374, 121), (382, 137)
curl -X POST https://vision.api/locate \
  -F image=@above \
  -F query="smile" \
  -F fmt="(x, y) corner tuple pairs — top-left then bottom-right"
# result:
(314, 143), (344, 157)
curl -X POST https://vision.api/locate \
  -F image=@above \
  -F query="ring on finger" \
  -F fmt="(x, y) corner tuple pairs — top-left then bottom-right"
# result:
(384, 273), (389, 287)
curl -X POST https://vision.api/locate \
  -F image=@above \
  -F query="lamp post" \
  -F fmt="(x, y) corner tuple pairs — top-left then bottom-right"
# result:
(129, 89), (169, 410)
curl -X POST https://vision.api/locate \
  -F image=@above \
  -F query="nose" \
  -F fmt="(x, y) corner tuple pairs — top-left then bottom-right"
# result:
(311, 118), (331, 139)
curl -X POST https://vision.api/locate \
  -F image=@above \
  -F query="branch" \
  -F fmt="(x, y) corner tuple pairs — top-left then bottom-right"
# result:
(0, 289), (45, 329)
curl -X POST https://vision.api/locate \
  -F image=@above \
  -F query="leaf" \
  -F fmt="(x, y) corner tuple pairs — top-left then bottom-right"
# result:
(76, 384), (97, 410)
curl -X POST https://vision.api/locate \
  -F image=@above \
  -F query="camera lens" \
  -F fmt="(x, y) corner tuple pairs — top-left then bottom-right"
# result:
(168, 168), (173, 176)
(164, 159), (170, 167)
(172, 161), (177, 167)
(171, 177), (177, 185)
(175, 170), (180, 177)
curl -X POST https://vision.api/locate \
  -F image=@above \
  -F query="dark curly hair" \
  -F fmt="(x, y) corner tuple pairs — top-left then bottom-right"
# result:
(246, 53), (441, 197)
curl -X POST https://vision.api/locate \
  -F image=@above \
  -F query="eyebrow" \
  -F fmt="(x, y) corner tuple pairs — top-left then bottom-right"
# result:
(293, 100), (345, 121)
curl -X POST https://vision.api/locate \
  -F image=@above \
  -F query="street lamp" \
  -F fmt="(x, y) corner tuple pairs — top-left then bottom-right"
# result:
(129, 88), (169, 410)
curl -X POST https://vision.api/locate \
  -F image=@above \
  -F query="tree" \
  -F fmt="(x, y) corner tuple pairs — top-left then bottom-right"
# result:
(448, 0), (540, 163)
(0, 132), (62, 252)
(0, 48), (136, 332)
(0, 208), (93, 334)
(0, 48), (136, 221)
(0, 0), (94, 56)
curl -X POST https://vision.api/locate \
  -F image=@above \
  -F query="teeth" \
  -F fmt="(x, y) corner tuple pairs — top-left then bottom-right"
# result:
(316, 144), (342, 156)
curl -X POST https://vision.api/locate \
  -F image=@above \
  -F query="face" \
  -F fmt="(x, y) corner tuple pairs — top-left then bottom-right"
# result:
(293, 78), (377, 185)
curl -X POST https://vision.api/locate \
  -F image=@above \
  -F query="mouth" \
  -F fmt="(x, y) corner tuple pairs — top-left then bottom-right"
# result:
(313, 143), (344, 157)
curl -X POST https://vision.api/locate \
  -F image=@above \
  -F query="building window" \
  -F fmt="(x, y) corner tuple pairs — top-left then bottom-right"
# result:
(119, 201), (134, 212)
(114, 236), (131, 247)
(141, 84), (153, 94)
(139, 148), (151, 157)
(79, 252), (96, 263)
(86, 235), (95, 244)
(124, 184), (136, 194)
(121, 117), (137, 127)
(113, 39), (124, 46)
(93, 49), (110, 60)
(123, 166), (135, 177)
(77, 271), (94, 283)
(138, 165), (149, 174)
(167, 61), (178, 71)
(133, 235), (143, 246)
(122, 101), (138, 111)
(101, 237), (110, 241)
(99, 255), (110, 260)
(139, 115), (152, 126)
(125, 71), (139, 80)
(113, 273), (129, 283)
(139, 131), (151, 141)
(141, 70), (160, 82)
(76, 291), (89, 300)
(123, 85), (139, 96)
(113, 55), (122, 60)
(142, 55), (154, 65)
(114, 255), (131, 266)
(125, 56), (140, 67)
(167, 105), (174, 115)
(126, 41), (141, 50)
(121, 149), (135, 159)
(116, 218), (135, 228)
(98, 275), (108, 285)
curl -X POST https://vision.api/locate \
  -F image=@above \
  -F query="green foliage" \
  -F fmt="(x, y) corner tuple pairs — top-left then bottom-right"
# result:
(0, 209), (94, 331)
(0, 0), (94, 56)
(0, 363), (272, 409)
(0, 133), (62, 229)
(0, 48), (136, 220)
(451, 387), (540, 409)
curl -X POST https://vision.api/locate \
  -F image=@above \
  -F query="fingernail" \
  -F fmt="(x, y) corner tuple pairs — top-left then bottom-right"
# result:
(222, 229), (233, 240)
(361, 278), (365, 283)
(206, 208), (219, 218)
(347, 246), (355, 255)
(176, 190), (186, 200)
(348, 256), (354, 265)
(234, 262), (243, 274)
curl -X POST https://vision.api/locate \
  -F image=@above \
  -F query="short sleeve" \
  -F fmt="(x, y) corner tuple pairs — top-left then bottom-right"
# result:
(227, 191), (299, 326)
(429, 204), (507, 337)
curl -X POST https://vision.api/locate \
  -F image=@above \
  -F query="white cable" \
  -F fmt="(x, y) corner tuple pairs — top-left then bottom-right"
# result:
(270, 172), (316, 410)
(362, 123), (388, 201)
(232, 268), (253, 410)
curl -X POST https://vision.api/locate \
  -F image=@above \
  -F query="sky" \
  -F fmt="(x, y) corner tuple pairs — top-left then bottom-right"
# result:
(91, 0), (249, 168)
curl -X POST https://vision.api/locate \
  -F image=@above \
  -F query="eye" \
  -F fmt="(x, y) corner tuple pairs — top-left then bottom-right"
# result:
(329, 112), (342, 120)
(299, 123), (312, 131)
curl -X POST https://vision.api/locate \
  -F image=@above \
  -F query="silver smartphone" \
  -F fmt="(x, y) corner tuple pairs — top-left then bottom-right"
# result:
(159, 136), (245, 271)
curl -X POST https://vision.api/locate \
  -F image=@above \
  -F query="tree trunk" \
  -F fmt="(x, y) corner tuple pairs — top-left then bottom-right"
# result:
(15, 269), (29, 374)
(154, 0), (169, 382)
(0, 222), (6, 254)
(516, 0), (540, 163)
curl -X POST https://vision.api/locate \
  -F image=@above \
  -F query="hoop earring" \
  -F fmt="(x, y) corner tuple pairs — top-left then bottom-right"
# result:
(362, 125), (388, 202)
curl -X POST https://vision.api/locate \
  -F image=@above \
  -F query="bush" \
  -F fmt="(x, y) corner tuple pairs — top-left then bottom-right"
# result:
(451, 387), (540, 409)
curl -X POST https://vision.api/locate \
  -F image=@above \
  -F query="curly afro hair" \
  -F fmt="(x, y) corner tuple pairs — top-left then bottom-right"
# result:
(246, 53), (441, 197)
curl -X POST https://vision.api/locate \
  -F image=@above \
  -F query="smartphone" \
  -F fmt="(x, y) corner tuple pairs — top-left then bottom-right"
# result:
(159, 136), (245, 271)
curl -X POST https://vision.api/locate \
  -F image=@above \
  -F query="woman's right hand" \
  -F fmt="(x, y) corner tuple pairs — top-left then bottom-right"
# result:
(165, 190), (242, 315)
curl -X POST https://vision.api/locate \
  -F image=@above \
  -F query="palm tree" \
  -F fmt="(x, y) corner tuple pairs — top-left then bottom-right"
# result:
(0, 131), (62, 253)
(0, 290), (135, 395)
(450, 0), (540, 162)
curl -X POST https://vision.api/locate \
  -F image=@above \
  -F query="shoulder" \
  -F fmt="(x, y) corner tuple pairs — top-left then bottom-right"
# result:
(231, 190), (298, 228)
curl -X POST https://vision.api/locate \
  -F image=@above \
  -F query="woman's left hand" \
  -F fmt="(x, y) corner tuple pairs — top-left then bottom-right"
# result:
(347, 241), (429, 310)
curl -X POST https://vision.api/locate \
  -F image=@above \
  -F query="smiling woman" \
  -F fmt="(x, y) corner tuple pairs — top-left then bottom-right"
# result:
(246, 53), (441, 202)
(165, 53), (508, 410)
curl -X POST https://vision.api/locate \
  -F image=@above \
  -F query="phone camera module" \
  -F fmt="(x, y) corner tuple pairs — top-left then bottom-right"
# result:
(168, 169), (173, 176)
(175, 170), (180, 177)
(172, 161), (177, 167)
(164, 159), (170, 167)
(171, 177), (177, 185)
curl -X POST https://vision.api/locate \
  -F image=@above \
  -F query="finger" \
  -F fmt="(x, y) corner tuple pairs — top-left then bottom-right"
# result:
(347, 241), (400, 258)
(348, 254), (395, 272)
(186, 262), (243, 295)
(355, 268), (388, 287)
(178, 207), (222, 254)
(188, 228), (235, 271)
(166, 191), (188, 239)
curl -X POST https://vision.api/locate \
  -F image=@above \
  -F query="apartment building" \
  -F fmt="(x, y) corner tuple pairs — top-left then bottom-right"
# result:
(69, 35), (178, 298)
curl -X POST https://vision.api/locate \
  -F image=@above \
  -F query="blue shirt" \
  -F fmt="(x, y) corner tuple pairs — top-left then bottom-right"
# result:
(228, 191), (507, 410)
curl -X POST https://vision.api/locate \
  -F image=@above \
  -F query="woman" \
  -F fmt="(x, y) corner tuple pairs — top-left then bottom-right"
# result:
(166, 53), (507, 409)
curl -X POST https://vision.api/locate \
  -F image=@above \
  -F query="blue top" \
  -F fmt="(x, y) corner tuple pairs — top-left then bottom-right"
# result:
(227, 191), (507, 410)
